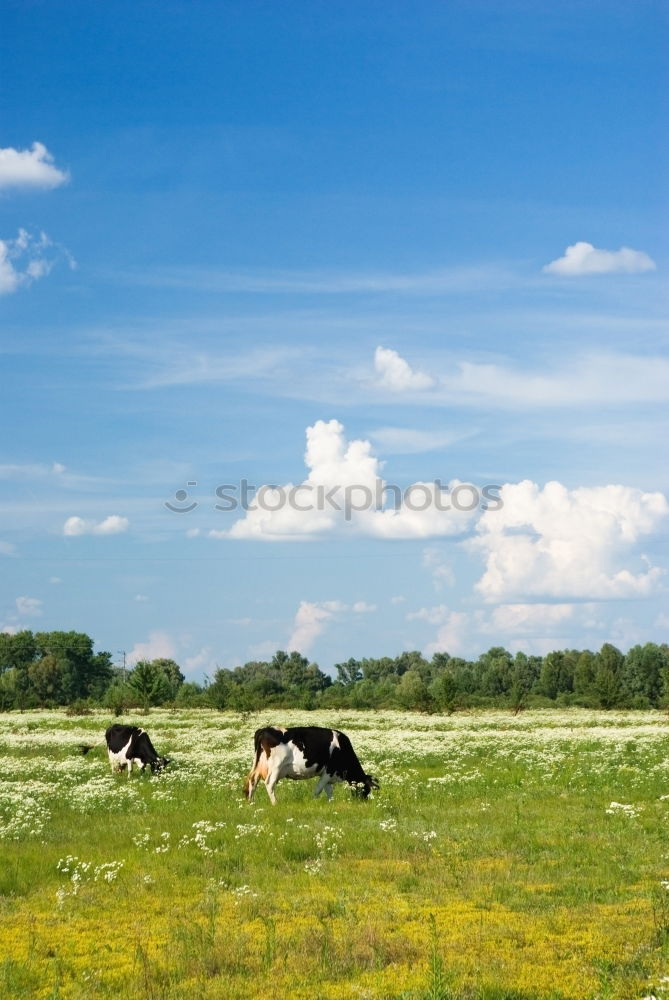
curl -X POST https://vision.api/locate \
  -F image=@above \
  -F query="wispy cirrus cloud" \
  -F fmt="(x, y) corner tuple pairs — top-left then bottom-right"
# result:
(543, 241), (656, 276)
(366, 348), (669, 409)
(0, 461), (67, 480)
(109, 262), (516, 296)
(368, 426), (474, 454)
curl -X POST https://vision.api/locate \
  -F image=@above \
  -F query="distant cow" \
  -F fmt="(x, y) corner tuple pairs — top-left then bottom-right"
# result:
(80, 725), (169, 776)
(244, 725), (379, 804)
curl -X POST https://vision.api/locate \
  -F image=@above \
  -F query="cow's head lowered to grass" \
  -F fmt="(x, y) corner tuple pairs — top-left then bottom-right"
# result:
(351, 774), (380, 799)
(244, 725), (380, 804)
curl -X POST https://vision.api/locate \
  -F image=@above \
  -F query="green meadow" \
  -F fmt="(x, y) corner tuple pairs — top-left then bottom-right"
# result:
(1, 708), (668, 1000)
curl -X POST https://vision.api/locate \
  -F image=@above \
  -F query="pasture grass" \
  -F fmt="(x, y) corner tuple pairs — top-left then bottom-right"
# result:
(1, 708), (668, 999)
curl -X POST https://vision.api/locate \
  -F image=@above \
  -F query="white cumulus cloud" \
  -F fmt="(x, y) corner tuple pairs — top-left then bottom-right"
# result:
(422, 547), (456, 589)
(352, 601), (377, 614)
(0, 142), (69, 190)
(470, 480), (668, 601)
(16, 596), (43, 617)
(0, 229), (73, 296)
(183, 647), (215, 677)
(287, 600), (346, 653)
(489, 603), (576, 634)
(127, 631), (177, 666)
(227, 419), (477, 541)
(424, 611), (470, 657)
(407, 604), (450, 626)
(63, 515), (129, 536)
(543, 241), (656, 276)
(373, 346), (435, 391)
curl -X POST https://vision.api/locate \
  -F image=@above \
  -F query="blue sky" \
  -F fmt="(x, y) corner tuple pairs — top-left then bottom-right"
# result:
(1, 1), (667, 678)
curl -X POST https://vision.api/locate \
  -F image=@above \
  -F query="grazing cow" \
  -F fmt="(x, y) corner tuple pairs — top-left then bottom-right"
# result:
(244, 725), (379, 804)
(80, 725), (169, 776)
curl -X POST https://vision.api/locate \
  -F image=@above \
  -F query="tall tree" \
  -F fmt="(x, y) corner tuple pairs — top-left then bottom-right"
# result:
(622, 643), (665, 705)
(34, 631), (112, 702)
(128, 660), (172, 708)
(335, 658), (363, 687)
(594, 643), (624, 709)
(151, 658), (185, 699)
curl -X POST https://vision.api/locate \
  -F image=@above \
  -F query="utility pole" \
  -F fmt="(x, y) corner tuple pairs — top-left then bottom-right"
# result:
(117, 650), (126, 683)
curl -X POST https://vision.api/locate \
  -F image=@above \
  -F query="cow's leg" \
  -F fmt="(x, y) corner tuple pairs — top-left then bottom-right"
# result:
(127, 758), (132, 777)
(313, 771), (332, 800)
(246, 770), (260, 802)
(264, 767), (280, 805)
(264, 776), (279, 805)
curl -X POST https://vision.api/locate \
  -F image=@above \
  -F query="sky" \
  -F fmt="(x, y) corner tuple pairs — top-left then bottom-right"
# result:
(1, 0), (667, 680)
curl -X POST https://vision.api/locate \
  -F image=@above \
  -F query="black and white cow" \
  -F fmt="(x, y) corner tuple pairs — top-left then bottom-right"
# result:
(80, 725), (169, 776)
(244, 725), (379, 804)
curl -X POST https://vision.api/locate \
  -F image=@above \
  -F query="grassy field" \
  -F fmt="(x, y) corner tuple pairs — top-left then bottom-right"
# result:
(1, 708), (668, 1000)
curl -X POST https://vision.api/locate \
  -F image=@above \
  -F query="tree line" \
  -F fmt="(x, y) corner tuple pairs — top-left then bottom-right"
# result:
(1, 630), (668, 713)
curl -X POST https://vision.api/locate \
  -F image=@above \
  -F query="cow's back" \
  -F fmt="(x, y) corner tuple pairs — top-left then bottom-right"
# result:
(105, 724), (137, 753)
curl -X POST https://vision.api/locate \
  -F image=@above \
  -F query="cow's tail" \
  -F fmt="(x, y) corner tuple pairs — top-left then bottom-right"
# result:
(243, 729), (265, 799)
(243, 726), (285, 799)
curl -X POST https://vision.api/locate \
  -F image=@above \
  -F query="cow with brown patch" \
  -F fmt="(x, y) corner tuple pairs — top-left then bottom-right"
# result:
(244, 725), (378, 804)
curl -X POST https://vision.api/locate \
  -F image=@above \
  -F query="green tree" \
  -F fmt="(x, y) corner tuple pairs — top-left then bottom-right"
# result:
(622, 643), (666, 705)
(0, 631), (37, 706)
(594, 643), (624, 709)
(396, 670), (432, 711)
(509, 652), (541, 712)
(271, 650), (330, 694)
(174, 681), (207, 707)
(207, 668), (235, 709)
(536, 650), (576, 700)
(430, 671), (459, 713)
(394, 651), (431, 681)
(360, 656), (397, 682)
(127, 660), (171, 708)
(334, 657), (362, 687)
(150, 658), (185, 700)
(431, 652), (452, 673)
(478, 647), (513, 697)
(442, 658), (477, 695)
(28, 654), (65, 705)
(0, 668), (20, 710)
(0, 630), (37, 673)
(573, 650), (596, 700)
(34, 632), (112, 702)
